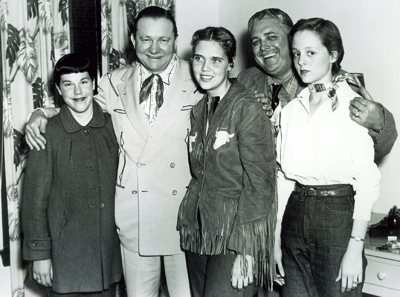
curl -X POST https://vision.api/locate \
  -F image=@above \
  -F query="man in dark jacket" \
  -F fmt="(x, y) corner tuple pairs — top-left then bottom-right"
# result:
(237, 8), (397, 162)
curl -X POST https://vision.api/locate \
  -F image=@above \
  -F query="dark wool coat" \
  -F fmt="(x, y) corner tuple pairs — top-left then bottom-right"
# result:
(22, 101), (122, 294)
(177, 82), (276, 287)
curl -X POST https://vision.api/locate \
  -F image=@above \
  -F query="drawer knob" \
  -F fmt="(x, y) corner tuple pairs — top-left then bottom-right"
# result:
(377, 271), (386, 280)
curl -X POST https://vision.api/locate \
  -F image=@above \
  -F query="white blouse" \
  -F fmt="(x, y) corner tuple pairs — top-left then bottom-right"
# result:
(277, 81), (380, 221)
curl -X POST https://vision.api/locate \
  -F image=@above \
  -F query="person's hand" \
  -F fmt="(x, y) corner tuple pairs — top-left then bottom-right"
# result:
(274, 236), (285, 286)
(349, 87), (385, 133)
(254, 91), (274, 118)
(33, 259), (53, 287)
(231, 254), (254, 290)
(335, 248), (363, 293)
(25, 109), (48, 150)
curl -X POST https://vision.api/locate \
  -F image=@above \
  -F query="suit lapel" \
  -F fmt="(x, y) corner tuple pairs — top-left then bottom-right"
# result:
(141, 59), (197, 156)
(118, 65), (151, 140)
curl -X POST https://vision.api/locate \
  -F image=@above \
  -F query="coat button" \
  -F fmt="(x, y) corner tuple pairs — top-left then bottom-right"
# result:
(137, 162), (142, 168)
(132, 190), (138, 194)
(172, 190), (177, 195)
(100, 203), (105, 208)
(89, 204), (94, 208)
(170, 162), (176, 168)
(32, 241), (37, 246)
(84, 128), (90, 134)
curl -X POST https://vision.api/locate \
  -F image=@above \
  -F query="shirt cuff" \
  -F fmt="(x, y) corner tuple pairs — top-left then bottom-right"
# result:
(26, 108), (49, 122)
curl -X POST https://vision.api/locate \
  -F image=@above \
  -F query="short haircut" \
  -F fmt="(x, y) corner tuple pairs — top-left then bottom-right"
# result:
(54, 53), (95, 86)
(191, 26), (236, 63)
(290, 18), (344, 75)
(248, 8), (293, 34)
(132, 6), (178, 38)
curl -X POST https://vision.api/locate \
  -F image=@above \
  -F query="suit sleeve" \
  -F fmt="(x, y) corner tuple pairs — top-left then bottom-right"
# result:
(227, 100), (277, 286)
(22, 141), (53, 261)
(369, 105), (398, 162)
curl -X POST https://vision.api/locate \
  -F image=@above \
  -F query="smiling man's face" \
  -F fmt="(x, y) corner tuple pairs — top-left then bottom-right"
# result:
(250, 18), (293, 81)
(132, 17), (177, 74)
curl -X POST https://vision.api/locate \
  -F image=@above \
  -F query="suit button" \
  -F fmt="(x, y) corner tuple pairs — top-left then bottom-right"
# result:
(84, 128), (90, 134)
(100, 203), (105, 208)
(170, 163), (176, 168)
(172, 190), (177, 195)
(132, 190), (138, 194)
(137, 162), (142, 168)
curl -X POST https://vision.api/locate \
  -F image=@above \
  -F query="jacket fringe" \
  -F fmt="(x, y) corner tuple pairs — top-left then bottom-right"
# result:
(178, 192), (277, 289)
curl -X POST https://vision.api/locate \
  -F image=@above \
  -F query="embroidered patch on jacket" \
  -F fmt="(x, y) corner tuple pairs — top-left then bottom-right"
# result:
(189, 132), (197, 153)
(213, 129), (234, 150)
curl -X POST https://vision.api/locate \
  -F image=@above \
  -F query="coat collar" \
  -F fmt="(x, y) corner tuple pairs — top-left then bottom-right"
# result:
(60, 100), (105, 133)
(114, 58), (199, 157)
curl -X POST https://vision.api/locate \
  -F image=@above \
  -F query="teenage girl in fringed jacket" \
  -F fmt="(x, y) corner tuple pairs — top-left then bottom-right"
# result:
(177, 26), (276, 297)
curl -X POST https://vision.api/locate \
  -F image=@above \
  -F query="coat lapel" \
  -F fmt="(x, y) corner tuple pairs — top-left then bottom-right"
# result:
(141, 59), (197, 156)
(118, 65), (151, 140)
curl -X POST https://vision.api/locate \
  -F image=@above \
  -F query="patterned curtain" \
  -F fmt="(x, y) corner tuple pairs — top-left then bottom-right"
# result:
(100, 0), (175, 74)
(0, 0), (70, 296)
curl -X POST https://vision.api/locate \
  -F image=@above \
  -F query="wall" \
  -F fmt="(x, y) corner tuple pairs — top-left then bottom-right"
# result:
(177, 0), (400, 214)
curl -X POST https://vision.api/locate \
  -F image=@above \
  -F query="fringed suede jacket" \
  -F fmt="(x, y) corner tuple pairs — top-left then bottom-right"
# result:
(177, 82), (276, 287)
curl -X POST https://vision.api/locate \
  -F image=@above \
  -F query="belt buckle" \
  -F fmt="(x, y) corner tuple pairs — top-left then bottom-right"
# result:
(304, 188), (316, 197)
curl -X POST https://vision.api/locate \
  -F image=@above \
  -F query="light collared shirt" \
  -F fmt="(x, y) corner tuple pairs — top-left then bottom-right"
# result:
(277, 81), (380, 221)
(139, 54), (177, 125)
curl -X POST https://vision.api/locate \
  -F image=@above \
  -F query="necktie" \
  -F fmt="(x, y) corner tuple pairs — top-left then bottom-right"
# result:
(271, 84), (283, 111)
(207, 96), (220, 121)
(139, 74), (164, 108)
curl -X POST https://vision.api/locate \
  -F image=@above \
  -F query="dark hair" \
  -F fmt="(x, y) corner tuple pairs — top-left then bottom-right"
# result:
(191, 26), (236, 63)
(290, 18), (344, 75)
(132, 6), (178, 39)
(54, 53), (95, 86)
(248, 8), (293, 34)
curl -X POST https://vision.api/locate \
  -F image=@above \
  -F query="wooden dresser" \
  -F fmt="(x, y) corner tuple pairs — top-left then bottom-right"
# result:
(363, 213), (400, 296)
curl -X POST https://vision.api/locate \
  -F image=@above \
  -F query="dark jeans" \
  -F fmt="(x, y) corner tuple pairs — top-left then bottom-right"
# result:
(185, 251), (257, 297)
(281, 183), (367, 297)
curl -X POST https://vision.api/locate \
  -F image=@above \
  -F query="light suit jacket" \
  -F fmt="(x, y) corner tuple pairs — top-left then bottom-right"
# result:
(96, 58), (202, 255)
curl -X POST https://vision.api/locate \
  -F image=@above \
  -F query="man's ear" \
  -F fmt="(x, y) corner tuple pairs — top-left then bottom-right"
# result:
(173, 37), (178, 53)
(330, 51), (338, 64)
(130, 34), (136, 49)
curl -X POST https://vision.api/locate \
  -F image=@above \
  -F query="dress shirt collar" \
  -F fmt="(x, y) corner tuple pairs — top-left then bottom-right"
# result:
(139, 54), (177, 87)
(269, 71), (299, 100)
(295, 80), (352, 114)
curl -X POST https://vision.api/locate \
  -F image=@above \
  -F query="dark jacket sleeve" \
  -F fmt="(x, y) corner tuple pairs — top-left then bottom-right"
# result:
(236, 67), (269, 95)
(227, 100), (277, 285)
(370, 105), (397, 162)
(22, 141), (53, 261)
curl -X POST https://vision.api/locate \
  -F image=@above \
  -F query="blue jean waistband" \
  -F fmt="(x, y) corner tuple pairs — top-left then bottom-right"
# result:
(294, 182), (354, 197)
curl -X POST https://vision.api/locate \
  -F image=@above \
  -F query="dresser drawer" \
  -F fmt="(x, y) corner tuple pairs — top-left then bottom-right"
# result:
(365, 254), (400, 291)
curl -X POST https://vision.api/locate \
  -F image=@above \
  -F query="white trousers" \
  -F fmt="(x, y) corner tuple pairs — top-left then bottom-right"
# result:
(121, 246), (191, 297)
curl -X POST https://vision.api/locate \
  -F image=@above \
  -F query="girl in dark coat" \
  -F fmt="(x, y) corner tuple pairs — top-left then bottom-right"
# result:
(22, 53), (122, 296)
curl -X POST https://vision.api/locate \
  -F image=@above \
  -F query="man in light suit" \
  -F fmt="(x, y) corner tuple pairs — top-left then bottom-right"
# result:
(25, 6), (202, 297)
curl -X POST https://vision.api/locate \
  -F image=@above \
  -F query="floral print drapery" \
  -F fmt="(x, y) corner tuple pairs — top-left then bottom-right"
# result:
(101, 0), (175, 74)
(0, 0), (70, 295)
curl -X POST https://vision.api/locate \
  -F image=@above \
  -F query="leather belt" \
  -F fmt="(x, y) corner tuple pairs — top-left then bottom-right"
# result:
(294, 183), (353, 197)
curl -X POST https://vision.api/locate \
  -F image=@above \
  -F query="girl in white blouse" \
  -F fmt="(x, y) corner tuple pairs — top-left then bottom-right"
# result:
(275, 18), (380, 297)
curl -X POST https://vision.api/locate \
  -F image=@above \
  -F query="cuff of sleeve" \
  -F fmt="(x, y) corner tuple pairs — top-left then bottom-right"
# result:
(23, 238), (52, 261)
(369, 104), (386, 134)
(26, 108), (49, 122)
